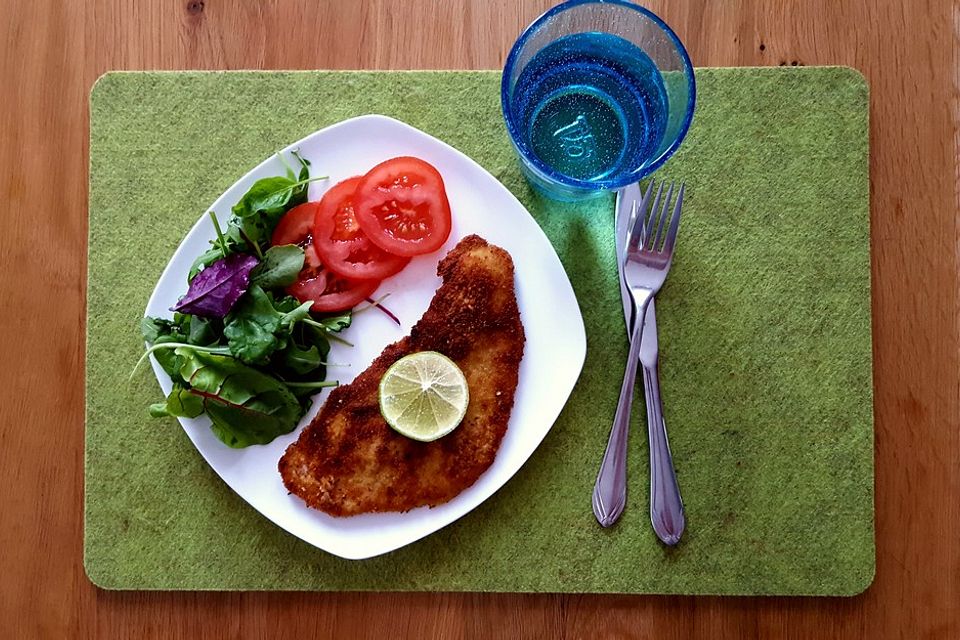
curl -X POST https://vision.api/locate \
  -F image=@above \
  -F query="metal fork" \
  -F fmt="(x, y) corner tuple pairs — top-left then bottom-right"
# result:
(613, 182), (686, 544)
(593, 181), (685, 528)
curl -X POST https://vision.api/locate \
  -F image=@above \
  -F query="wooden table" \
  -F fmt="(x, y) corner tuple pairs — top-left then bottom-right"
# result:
(2, 1), (956, 637)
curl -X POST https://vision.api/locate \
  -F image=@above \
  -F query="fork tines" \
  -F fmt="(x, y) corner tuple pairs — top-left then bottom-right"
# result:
(628, 181), (685, 255)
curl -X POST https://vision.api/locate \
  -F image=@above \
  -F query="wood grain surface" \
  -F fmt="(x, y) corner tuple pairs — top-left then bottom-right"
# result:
(1, 0), (957, 638)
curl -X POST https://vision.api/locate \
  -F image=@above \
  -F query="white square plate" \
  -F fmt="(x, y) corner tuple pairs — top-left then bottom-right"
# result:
(145, 115), (586, 559)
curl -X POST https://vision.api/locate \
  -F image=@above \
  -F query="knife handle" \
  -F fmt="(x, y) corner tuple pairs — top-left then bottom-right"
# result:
(592, 294), (649, 527)
(641, 361), (685, 545)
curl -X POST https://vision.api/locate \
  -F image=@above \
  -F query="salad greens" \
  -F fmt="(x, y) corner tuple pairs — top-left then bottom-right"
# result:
(250, 244), (305, 289)
(187, 152), (321, 281)
(149, 348), (308, 448)
(222, 285), (313, 364)
(226, 151), (315, 251)
(138, 150), (346, 449)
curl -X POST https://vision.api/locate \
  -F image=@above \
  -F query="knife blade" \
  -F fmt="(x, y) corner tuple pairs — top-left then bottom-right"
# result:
(615, 181), (648, 335)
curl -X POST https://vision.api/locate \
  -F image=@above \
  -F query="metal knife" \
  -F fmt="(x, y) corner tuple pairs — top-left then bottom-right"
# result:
(614, 184), (685, 545)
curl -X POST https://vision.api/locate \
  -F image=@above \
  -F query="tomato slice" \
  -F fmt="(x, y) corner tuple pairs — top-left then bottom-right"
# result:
(271, 201), (319, 247)
(271, 202), (380, 313)
(352, 156), (452, 257)
(313, 176), (409, 280)
(286, 246), (380, 313)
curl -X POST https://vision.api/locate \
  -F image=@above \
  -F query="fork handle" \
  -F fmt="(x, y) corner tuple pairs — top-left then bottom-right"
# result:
(592, 292), (651, 527)
(642, 360), (685, 545)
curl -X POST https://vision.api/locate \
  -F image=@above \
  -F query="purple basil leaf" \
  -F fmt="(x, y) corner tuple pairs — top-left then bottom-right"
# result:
(171, 253), (259, 318)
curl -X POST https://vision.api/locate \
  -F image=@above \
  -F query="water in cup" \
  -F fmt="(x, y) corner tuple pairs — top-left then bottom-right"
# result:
(511, 31), (668, 186)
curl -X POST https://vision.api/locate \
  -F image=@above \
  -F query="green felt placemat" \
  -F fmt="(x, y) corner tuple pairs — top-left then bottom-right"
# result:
(85, 68), (873, 595)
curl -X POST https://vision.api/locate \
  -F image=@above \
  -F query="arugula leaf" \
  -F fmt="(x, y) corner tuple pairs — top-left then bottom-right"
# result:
(296, 321), (331, 357)
(223, 285), (284, 364)
(172, 253), (259, 318)
(222, 285), (316, 365)
(140, 317), (190, 382)
(227, 153), (322, 249)
(250, 244), (305, 289)
(286, 382), (335, 402)
(317, 312), (352, 333)
(279, 313), (332, 379)
(273, 294), (305, 313)
(141, 315), (218, 346)
(292, 322), (331, 380)
(291, 150), (311, 201)
(278, 152), (296, 181)
(229, 160), (313, 236)
(231, 176), (302, 220)
(186, 315), (218, 346)
(140, 316), (179, 344)
(224, 204), (280, 250)
(174, 348), (304, 448)
(186, 213), (249, 282)
(281, 343), (322, 375)
(280, 300), (314, 329)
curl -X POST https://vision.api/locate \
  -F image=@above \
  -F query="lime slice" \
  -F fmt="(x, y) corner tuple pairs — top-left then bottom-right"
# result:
(379, 351), (469, 442)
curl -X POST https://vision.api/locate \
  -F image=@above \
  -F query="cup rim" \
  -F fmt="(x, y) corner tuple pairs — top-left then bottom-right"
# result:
(500, 0), (697, 192)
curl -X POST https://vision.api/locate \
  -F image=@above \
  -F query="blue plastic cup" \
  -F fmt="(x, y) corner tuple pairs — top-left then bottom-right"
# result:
(501, 0), (695, 201)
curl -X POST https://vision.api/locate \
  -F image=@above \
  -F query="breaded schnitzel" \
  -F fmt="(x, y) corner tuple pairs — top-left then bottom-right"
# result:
(279, 235), (525, 516)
